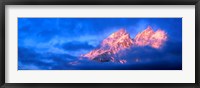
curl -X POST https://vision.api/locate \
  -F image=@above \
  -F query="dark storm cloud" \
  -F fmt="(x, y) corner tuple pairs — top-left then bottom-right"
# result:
(59, 41), (95, 51)
(117, 39), (182, 70)
(18, 47), (78, 70)
(122, 40), (182, 61)
(18, 47), (50, 70)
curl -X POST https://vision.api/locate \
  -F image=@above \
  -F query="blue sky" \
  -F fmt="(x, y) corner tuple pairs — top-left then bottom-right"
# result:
(18, 18), (182, 70)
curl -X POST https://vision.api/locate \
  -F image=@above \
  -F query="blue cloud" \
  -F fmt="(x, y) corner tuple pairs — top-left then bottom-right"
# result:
(18, 18), (182, 70)
(58, 41), (95, 51)
(18, 47), (78, 70)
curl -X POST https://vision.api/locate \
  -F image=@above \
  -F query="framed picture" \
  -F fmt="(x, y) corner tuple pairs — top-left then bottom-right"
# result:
(0, 0), (199, 88)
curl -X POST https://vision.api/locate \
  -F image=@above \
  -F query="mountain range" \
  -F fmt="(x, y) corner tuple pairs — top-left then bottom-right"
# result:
(83, 26), (167, 64)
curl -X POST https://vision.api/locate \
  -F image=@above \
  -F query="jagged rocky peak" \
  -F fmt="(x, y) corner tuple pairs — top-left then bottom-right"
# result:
(102, 28), (133, 48)
(134, 26), (154, 40)
(145, 26), (154, 32)
(134, 26), (167, 48)
(108, 29), (128, 38)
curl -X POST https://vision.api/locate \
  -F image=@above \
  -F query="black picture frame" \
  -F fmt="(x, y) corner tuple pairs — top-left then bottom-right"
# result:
(0, 0), (200, 88)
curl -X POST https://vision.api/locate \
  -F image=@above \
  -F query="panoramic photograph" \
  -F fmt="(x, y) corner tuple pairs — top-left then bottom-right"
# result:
(18, 18), (182, 70)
